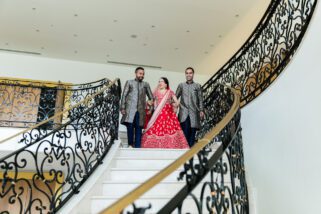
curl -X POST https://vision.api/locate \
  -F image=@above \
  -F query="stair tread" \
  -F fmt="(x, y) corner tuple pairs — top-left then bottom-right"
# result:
(115, 157), (179, 160)
(119, 148), (188, 151)
(109, 168), (182, 171)
(91, 194), (194, 199)
(102, 180), (186, 184)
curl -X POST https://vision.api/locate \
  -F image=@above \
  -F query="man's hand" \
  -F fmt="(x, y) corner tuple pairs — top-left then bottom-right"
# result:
(121, 109), (126, 115)
(200, 111), (205, 119)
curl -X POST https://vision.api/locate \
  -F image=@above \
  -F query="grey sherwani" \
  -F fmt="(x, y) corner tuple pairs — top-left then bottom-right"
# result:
(176, 81), (204, 129)
(120, 79), (153, 127)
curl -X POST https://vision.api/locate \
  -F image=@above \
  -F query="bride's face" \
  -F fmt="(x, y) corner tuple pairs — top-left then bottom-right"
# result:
(158, 79), (167, 89)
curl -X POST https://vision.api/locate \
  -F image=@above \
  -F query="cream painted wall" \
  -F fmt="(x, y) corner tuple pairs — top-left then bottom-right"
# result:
(0, 52), (210, 142)
(241, 3), (321, 214)
(0, 52), (210, 91)
(198, 0), (270, 74)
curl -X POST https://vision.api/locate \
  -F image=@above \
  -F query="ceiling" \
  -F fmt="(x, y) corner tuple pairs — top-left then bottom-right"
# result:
(0, 0), (258, 73)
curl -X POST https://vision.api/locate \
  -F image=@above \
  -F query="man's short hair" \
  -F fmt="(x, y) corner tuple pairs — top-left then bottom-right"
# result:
(135, 67), (145, 73)
(185, 67), (195, 73)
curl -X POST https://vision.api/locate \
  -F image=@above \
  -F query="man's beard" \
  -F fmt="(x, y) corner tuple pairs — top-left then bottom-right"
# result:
(137, 77), (144, 81)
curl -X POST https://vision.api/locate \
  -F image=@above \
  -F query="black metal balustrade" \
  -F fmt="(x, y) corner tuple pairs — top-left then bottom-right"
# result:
(202, 0), (318, 107)
(0, 79), (121, 214)
(0, 78), (111, 128)
(157, 110), (246, 214)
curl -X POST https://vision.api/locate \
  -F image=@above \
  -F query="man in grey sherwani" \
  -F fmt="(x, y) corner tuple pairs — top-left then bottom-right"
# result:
(120, 67), (153, 148)
(176, 67), (204, 147)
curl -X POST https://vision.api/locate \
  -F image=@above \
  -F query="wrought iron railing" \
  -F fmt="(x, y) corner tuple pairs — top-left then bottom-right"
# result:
(0, 79), (121, 213)
(101, 84), (247, 213)
(0, 78), (111, 128)
(202, 0), (318, 107)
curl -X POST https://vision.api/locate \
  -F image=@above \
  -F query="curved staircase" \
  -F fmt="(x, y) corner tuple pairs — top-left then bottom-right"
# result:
(0, 0), (318, 213)
(90, 147), (188, 214)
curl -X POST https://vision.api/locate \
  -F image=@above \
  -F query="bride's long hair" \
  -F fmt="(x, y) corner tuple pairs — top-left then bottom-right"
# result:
(160, 77), (170, 89)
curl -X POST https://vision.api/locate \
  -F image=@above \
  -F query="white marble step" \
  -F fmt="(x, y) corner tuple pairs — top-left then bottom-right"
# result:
(111, 157), (177, 168)
(103, 177), (232, 197)
(102, 181), (184, 197)
(91, 195), (200, 214)
(106, 168), (182, 182)
(102, 180), (229, 195)
(117, 148), (188, 159)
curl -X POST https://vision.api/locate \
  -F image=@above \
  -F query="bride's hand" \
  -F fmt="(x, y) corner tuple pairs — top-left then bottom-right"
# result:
(172, 105), (178, 113)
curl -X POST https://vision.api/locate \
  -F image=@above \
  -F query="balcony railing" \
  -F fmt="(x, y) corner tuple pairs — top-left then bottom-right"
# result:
(0, 78), (111, 128)
(0, 79), (121, 213)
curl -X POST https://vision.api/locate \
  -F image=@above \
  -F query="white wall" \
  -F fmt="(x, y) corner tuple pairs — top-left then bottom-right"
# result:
(0, 52), (210, 91)
(241, 3), (321, 214)
(0, 52), (210, 140)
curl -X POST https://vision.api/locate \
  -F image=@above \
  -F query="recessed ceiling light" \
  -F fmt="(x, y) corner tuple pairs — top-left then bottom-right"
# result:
(74, 50), (78, 54)
(131, 34), (137, 38)
(106, 54), (110, 57)
(113, 20), (118, 22)
(36, 29), (40, 32)
(73, 34), (78, 37)
(74, 14), (78, 17)
(41, 47), (45, 50)
(175, 48), (179, 50)
(204, 51), (208, 54)
(186, 30), (190, 33)
(210, 44), (214, 47)
(143, 43), (147, 46)
(50, 24), (54, 27)
(218, 35), (222, 38)
(109, 39), (113, 42)
(235, 14), (239, 17)
(5, 43), (9, 46)
(151, 25), (155, 28)
(32, 8), (36, 10)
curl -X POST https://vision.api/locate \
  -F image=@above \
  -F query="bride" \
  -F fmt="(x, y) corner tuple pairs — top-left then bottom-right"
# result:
(141, 77), (189, 149)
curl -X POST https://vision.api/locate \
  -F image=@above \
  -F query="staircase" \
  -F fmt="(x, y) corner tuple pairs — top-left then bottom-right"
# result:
(90, 146), (188, 213)
(85, 132), (234, 214)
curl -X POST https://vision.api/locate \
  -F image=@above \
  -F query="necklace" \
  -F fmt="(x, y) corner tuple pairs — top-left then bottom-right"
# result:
(158, 88), (166, 95)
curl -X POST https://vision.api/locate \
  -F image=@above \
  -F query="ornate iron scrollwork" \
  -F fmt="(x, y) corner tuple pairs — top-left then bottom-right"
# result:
(0, 80), (121, 213)
(202, 0), (317, 107)
(0, 78), (111, 128)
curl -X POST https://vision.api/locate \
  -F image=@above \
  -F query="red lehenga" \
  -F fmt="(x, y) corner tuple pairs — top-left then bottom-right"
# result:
(141, 89), (189, 149)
